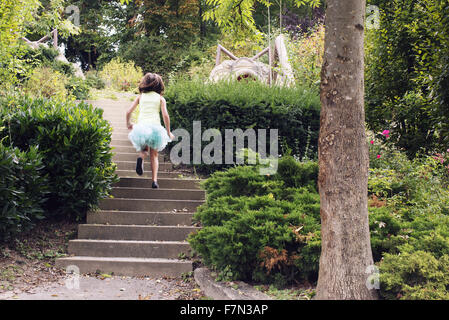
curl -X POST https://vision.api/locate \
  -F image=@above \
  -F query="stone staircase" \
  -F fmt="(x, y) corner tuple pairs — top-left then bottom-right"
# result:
(56, 100), (203, 277)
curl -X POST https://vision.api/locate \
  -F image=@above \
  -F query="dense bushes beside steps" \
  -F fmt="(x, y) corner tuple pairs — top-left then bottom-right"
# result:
(188, 157), (322, 286)
(0, 95), (118, 220)
(190, 150), (449, 298)
(0, 144), (48, 241)
(367, 150), (449, 299)
(165, 80), (320, 173)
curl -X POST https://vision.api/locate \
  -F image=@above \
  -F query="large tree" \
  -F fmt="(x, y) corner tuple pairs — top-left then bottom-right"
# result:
(315, 0), (377, 300)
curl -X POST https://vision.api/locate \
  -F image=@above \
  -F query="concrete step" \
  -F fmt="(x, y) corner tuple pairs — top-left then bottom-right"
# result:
(111, 128), (131, 134)
(87, 210), (194, 226)
(111, 139), (133, 146)
(68, 239), (190, 259)
(115, 170), (179, 178)
(111, 187), (205, 201)
(113, 152), (168, 162)
(114, 161), (173, 172)
(78, 224), (200, 241)
(55, 256), (192, 277)
(112, 146), (144, 154)
(99, 198), (204, 212)
(115, 177), (202, 190)
(112, 133), (133, 140)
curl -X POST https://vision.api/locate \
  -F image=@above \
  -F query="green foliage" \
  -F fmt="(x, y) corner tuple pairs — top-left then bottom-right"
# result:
(0, 95), (118, 219)
(118, 36), (212, 81)
(23, 0), (80, 38)
(99, 57), (142, 92)
(380, 251), (449, 300)
(0, 143), (48, 241)
(366, 145), (449, 299)
(20, 45), (75, 78)
(0, 0), (40, 88)
(366, 0), (449, 156)
(191, 140), (449, 297)
(286, 24), (324, 90)
(203, 0), (321, 44)
(165, 79), (320, 173)
(23, 66), (68, 100)
(65, 76), (91, 100)
(188, 157), (321, 284)
(85, 70), (105, 90)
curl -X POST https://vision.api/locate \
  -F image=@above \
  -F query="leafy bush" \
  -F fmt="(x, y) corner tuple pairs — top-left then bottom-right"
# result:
(188, 157), (321, 284)
(191, 141), (449, 297)
(85, 70), (105, 90)
(118, 36), (212, 81)
(0, 95), (118, 219)
(165, 79), (320, 173)
(19, 45), (75, 78)
(365, 0), (449, 156)
(286, 24), (324, 90)
(23, 66), (68, 100)
(366, 145), (449, 299)
(99, 57), (142, 91)
(0, 142), (48, 241)
(380, 251), (449, 300)
(65, 76), (91, 100)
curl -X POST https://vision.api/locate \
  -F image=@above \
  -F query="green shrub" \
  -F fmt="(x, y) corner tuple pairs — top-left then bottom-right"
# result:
(191, 145), (449, 298)
(118, 36), (212, 81)
(0, 142), (48, 241)
(23, 67), (68, 99)
(99, 57), (142, 91)
(65, 77), (91, 100)
(380, 251), (449, 300)
(0, 95), (118, 219)
(188, 157), (321, 284)
(286, 24), (324, 90)
(85, 70), (105, 90)
(165, 79), (320, 173)
(365, 0), (449, 156)
(20, 45), (75, 78)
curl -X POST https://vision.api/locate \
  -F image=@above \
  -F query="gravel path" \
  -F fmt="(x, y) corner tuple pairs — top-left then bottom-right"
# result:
(0, 274), (202, 300)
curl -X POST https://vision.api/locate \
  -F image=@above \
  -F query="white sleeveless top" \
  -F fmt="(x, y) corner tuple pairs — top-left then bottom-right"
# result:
(138, 92), (161, 125)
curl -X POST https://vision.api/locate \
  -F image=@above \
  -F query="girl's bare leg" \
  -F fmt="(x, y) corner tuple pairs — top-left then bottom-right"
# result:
(136, 147), (149, 176)
(150, 148), (159, 182)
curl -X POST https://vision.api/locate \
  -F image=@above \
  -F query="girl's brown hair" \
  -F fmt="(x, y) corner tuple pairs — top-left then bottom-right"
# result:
(138, 73), (165, 95)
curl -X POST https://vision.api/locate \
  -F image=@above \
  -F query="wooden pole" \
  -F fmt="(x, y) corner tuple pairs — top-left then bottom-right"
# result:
(53, 29), (58, 48)
(251, 47), (269, 60)
(268, 3), (272, 86)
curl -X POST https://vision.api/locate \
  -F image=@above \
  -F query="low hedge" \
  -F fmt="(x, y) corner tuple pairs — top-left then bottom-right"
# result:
(0, 95), (118, 220)
(190, 149), (449, 298)
(165, 80), (320, 173)
(188, 157), (322, 286)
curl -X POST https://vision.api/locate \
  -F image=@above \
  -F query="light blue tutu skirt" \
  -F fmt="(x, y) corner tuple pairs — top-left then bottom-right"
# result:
(128, 123), (172, 152)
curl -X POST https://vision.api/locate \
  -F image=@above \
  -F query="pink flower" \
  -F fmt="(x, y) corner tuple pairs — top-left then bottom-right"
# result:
(377, 154), (381, 159)
(381, 130), (390, 138)
(370, 140), (374, 145)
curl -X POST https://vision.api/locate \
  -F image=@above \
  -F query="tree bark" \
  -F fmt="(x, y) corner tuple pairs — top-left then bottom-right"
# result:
(315, 0), (378, 300)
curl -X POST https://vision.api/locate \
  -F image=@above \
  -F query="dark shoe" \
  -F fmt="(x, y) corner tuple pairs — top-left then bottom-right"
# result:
(152, 181), (159, 189)
(136, 157), (143, 176)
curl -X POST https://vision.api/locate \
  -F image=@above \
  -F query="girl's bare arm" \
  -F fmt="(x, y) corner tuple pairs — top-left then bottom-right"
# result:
(126, 95), (140, 129)
(160, 96), (174, 140)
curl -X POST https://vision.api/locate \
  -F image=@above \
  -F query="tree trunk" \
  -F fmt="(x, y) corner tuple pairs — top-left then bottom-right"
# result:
(199, 1), (206, 37)
(315, 0), (378, 300)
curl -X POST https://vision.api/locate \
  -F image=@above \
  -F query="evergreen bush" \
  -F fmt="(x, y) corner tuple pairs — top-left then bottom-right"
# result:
(0, 143), (48, 241)
(0, 95), (118, 219)
(165, 79), (320, 173)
